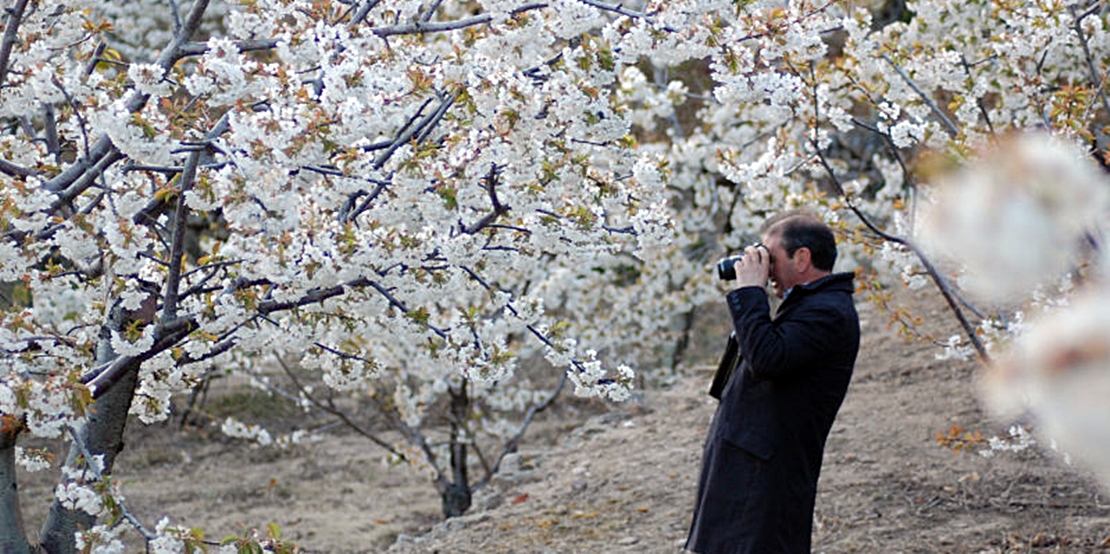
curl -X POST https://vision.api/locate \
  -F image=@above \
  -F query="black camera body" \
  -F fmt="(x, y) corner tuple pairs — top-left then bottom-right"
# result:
(716, 255), (744, 281)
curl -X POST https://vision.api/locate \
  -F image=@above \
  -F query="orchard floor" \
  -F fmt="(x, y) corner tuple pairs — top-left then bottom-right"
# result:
(18, 290), (1110, 553)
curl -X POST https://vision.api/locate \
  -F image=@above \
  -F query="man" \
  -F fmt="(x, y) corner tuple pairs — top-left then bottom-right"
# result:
(686, 210), (860, 553)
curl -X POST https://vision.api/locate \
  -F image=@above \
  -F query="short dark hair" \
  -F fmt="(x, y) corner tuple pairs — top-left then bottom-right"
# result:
(760, 210), (837, 271)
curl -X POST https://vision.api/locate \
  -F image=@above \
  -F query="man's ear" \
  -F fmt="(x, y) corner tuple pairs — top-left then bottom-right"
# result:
(795, 247), (812, 270)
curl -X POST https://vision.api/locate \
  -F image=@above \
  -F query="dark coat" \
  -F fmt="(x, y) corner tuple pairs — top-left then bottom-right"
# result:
(686, 272), (860, 554)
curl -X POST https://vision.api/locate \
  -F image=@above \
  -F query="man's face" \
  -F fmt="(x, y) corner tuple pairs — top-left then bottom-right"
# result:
(762, 233), (799, 298)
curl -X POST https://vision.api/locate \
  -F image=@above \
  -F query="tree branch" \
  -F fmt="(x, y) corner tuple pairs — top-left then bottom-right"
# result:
(372, 93), (455, 169)
(810, 141), (990, 362)
(273, 356), (405, 458)
(1069, 4), (1110, 122)
(81, 317), (198, 395)
(573, 0), (678, 33)
(881, 54), (960, 138)
(161, 150), (202, 322)
(459, 163), (508, 234)
(480, 371), (566, 487)
(0, 157), (34, 178)
(0, 0), (29, 91)
(65, 426), (156, 542)
(369, 3), (548, 37)
(349, 0), (386, 27)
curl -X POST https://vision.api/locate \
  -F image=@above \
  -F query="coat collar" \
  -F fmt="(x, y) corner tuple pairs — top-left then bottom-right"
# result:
(782, 271), (855, 303)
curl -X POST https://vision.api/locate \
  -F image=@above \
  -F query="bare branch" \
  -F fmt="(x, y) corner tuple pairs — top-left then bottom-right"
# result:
(177, 38), (280, 57)
(373, 93), (455, 169)
(0, 157), (34, 178)
(42, 103), (61, 162)
(343, 177), (391, 223)
(422, 0), (445, 23)
(349, 0), (386, 27)
(481, 371), (566, 485)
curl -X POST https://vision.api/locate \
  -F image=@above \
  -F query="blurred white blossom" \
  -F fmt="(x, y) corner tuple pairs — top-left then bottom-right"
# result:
(921, 132), (1110, 301)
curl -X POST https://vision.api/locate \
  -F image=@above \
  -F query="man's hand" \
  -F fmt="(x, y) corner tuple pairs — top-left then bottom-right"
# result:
(734, 244), (770, 289)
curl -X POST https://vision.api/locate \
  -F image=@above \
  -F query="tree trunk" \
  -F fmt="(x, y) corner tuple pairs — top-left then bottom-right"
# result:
(442, 384), (472, 519)
(0, 429), (31, 554)
(38, 365), (139, 554)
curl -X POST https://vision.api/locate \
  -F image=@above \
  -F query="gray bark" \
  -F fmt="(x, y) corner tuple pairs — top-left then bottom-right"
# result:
(0, 430), (31, 554)
(37, 366), (138, 554)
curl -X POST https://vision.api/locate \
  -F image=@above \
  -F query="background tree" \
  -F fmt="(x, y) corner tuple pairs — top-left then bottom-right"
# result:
(2, 0), (1109, 552)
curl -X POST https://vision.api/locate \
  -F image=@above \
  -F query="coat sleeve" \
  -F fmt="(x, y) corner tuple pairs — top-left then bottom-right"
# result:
(726, 286), (846, 381)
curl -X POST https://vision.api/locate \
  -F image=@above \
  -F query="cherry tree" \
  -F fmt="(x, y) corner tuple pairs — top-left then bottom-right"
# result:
(2, 0), (1110, 552)
(0, 0), (679, 551)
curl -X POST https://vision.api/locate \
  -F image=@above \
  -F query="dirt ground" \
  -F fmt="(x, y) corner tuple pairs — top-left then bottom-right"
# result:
(17, 289), (1110, 553)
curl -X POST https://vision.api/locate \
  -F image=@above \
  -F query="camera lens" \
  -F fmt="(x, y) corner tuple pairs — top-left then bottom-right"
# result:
(716, 255), (743, 281)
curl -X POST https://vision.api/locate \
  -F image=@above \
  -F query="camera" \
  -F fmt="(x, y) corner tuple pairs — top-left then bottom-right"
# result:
(716, 255), (744, 281)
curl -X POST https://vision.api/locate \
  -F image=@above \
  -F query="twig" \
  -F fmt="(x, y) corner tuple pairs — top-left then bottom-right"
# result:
(959, 55), (996, 136)
(373, 93), (454, 169)
(349, 0), (386, 27)
(177, 38), (280, 57)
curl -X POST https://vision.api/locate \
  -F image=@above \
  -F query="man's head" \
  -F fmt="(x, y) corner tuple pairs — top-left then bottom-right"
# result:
(759, 210), (837, 297)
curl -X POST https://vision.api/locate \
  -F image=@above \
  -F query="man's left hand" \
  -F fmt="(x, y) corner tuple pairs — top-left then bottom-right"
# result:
(735, 244), (770, 289)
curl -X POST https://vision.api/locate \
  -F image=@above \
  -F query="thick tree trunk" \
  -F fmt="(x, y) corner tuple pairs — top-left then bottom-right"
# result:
(37, 365), (139, 554)
(0, 430), (31, 554)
